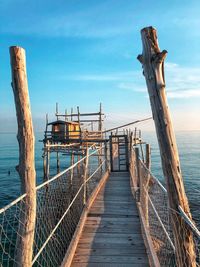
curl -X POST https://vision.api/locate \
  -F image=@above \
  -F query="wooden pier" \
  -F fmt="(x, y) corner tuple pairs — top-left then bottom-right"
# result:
(69, 172), (149, 267)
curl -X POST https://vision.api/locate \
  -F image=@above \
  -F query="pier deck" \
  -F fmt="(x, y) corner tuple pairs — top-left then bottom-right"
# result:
(70, 172), (149, 267)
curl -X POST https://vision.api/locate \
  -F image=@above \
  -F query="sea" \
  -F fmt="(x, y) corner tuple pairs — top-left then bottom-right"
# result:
(0, 131), (199, 226)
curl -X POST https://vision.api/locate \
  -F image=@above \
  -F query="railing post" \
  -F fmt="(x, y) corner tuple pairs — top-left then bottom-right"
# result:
(83, 148), (89, 204)
(56, 151), (60, 174)
(145, 144), (151, 171)
(129, 132), (133, 155)
(105, 141), (109, 171)
(10, 46), (36, 267)
(141, 144), (151, 227)
(77, 154), (81, 175)
(135, 147), (140, 201)
(43, 140), (50, 181)
(138, 26), (196, 266)
(70, 153), (74, 184)
(109, 134), (113, 172)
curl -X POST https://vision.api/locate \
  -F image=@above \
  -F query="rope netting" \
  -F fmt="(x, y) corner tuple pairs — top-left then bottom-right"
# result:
(139, 160), (176, 266)
(0, 145), (107, 267)
(130, 146), (200, 267)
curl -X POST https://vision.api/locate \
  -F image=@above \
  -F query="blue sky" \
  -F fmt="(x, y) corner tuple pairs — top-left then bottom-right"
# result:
(0, 0), (200, 132)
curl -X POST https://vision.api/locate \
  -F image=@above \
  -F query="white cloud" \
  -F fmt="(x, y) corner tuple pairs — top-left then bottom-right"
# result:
(118, 82), (146, 92)
(117, 62), (200, 99)
(165, 62), (200, 98)
(58, 62), (200, 100)
(167, 89), (200, 99)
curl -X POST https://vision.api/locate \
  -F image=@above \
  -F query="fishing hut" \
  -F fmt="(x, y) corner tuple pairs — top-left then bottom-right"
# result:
(43, 103), (105, 180)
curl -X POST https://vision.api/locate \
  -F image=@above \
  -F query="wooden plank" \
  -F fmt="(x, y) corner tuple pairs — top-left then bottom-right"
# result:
(71, 263), (149, 267)
(89, 208), (138, 216)
(85, 216), (140, 224)
(93, 204), (135, 211)
(83, 225), (140, 234)
(79, 232), (143, 240)
(74, 247), (146, 256)
(72, 255), (149, 264)
(77, 242), (146, 250)
(84, 220), (140, 227)
(78, 237), (146, 245)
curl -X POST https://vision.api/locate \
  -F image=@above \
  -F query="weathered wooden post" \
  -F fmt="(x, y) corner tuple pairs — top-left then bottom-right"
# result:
(44, 140), (50, 181)
(71, 107), (73, 121)
(145, 144), (151, 171)
(77, 154), (81, 175)
(134, 127), (137, 145)
(56, 102), (59, 120)
(10, 46), (36, 267)
(135, 147), (140, 202)
(139, 141), (145, 163)
(98, 103), (102, 132)
(104, 141), (109, 171)
(138, 26), (196, 266)
(70, 153), (74, 184)
(56, 151), (60, 174)
(83, 148), (89, 204)
(65, 109), (68, 122)
(141, 144), (151, 226)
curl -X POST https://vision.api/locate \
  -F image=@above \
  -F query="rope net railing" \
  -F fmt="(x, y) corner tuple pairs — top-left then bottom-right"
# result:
(139, 160), (176, 266)
(130, 146), (200, 267)
(0, 144), (108, 267)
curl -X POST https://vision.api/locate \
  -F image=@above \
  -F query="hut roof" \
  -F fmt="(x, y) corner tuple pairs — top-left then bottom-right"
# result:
(48, 120), (79, 126)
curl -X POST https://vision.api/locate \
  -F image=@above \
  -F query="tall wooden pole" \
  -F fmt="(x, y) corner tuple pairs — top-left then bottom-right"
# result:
(56, 102), (59, 120)
(99, 103), (102, 132)
(138, 27), (196, 266)
(10, 46), (36, 267)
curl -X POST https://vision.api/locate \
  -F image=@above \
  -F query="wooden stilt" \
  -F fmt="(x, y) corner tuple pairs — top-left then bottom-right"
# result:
(10, 46), (36, 267)
(43, 148), (47, 182)
(56, 151), (60, 174)
(46, 141), (50, 180)
(138, 26), (196, 267)
(139, 141), (145, 162)
(98, 103), (102, 132)
(56, 102), (59, 120)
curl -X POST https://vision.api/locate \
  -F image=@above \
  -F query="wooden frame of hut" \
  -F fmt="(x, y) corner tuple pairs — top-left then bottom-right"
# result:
(42, 104), (105, 181)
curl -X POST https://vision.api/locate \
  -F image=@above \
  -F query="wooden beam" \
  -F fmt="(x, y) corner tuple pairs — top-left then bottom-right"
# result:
(10, 46), (36, 267)
(103, 117), (152, 134)
(138, 26), (196, 267)
(57, 112), (104, 117)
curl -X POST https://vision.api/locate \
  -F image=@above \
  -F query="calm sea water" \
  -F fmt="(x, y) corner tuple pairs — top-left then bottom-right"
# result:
(0, 131), (199, 224)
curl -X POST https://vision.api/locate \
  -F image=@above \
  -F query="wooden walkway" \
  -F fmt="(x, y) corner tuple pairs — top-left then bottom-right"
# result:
(70, 172), (149, 267)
